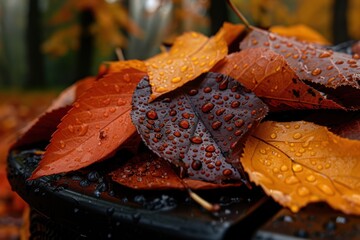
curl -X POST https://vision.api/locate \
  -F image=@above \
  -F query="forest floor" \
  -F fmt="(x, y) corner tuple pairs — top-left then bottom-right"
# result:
(0, 89), (59, 239)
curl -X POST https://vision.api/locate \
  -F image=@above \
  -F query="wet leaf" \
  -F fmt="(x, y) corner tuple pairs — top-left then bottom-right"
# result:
(98, 59), (147, 77)
(212, 48), (344, 110)
(110, 149), (241, 190)
(131, 72), (268, 184)
(241, 121), (360, 215)
(12, 76), (96, 150)
(269, 24), (330, 45)
(145, 31), (228, 101)
(11, 106), (71, 150)
(29, 69), (146, 179)
(240, 28), (360, 109)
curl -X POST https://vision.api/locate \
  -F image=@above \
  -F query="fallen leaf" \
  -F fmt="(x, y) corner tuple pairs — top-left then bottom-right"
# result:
(240, 28), (360, 109)
(29, 69), (146, 179)
(241, 121), (360, 215)
(110, 149), (242, 190)
(12, 76), (96, 150)
(216, 22), (246, 50)
(212, 48), (344, 110)
(269, 24), (330, 45)
(98, 59), (147, 77)
(11, 106), (71, 150)
(131, 72), (268, 184)
(145, 30), (228, 101)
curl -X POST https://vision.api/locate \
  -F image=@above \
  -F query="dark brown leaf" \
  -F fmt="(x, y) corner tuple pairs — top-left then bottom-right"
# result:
(131, 72), (268, 184)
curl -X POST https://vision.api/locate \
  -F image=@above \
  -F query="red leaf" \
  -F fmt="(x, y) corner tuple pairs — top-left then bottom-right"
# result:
(29, 69), (146, 179)
(110, 149), (242, 190)
(240, 28), (360, 109)
(11, 106), (71, 150)
(212, 48), (345, 110)
(131, 72), (268, 184)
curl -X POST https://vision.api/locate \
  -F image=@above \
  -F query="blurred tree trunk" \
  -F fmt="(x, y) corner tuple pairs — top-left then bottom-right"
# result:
(333, 0), (349, 44)
(209, 0), (228, 35)
(75, 10), (94, 82)
(26, 0), (45, 88)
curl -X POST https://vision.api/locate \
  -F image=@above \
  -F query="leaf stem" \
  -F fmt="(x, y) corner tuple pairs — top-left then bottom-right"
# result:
(226, 0), (252, 30)
(188, 189), (220, 212)
(115, 48), (125, 61)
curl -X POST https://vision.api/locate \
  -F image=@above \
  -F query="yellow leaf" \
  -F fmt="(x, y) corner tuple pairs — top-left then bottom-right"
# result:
(145, 31), (228, 101)
(270, 24), (330, 45)
(241, 121), (360, 215)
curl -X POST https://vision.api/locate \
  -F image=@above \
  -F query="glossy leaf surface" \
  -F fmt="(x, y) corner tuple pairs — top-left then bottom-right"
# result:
(30, 69), (146, 179)
(131, 72), (268, 183)
(241, 121), (360, 215)
(212, 48), (344, 110)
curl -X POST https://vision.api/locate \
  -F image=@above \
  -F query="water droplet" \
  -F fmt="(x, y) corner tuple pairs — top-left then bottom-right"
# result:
(292, 164), (303, 172)
(190, 136), (203, 144)
(224, 114), (234, 122)
(181, 66), (188, 72)
(179, 120), (190, 129)
(218, 78), (228, 90)
(78, 124), (89, 136)
(205, 145), (215, 152)
(102, 98), (111, 106)
(297, 186), (310, 196)
(171, 77), (182, 83)
(156, 86), (167, 93)
(211, 121), (222, 130)
(317, 184), (334, 195)
(191, 160), (202, 170)
(117, 99), (126, 106)
(201, 103), (214, 113)
(270, 133), (277, 139)
(68, 124), (74, 133)
(259, 149), (266, 154)
(285, 175), (299, 185)
(216, 108), (225, 116)
(311, 68), (322, 76)
(188, 89), (198, 96)
(293, 132), (302, 139)
(235, 119), (244, 127)
(146, 110), (158, 120)
(109, 107), (116, 113)
(280, 165), (288, 172)
(319, 51), (331, 58)
(59, 140), (66, 148)
(231, 101), (240, 108)
(306, 175), (316, 182)
(203, 87), (212, 93)
(223, 169), (233, 176)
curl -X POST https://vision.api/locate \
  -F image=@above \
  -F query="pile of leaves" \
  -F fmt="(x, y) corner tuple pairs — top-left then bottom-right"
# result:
(11, 21), (360, 215)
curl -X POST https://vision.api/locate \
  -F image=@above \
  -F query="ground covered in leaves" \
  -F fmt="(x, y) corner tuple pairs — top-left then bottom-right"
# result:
(0, 90), (58, 239)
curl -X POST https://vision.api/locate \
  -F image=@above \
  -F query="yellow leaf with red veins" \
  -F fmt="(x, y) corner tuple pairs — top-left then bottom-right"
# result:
(145, 31), (228, 101)
(241, 121), (360, 215)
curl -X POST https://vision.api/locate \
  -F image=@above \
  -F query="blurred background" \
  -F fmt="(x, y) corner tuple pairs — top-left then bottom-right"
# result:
(0, 0), (359, 239)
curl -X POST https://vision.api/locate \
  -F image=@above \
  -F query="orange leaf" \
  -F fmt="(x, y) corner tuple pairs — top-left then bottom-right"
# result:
(212, 48), (344, 110)
(145, 31), (228, 101)
(241, 121), (360, 215)
(98, 59), (147, 77)
(29, 69), (146, 179)
(269, 24), (330, 45)
(216, 22), (245, 46)
(240, 28), (360, 109)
